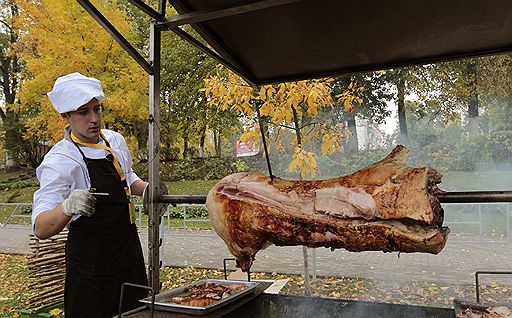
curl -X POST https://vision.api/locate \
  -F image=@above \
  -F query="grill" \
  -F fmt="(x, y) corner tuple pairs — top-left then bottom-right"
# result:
(120, 295), (454, 317)
(119, 281), (454, 318)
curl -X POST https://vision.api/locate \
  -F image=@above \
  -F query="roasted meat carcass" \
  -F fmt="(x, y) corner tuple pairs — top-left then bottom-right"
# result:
(206, 145), (450, 271)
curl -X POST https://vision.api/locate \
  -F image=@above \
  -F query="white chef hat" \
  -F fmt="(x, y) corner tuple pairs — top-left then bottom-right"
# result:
(47, 72), (105, 113)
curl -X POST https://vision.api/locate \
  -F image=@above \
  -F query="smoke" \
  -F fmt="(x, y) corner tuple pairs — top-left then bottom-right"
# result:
(257, 294), (449, 318)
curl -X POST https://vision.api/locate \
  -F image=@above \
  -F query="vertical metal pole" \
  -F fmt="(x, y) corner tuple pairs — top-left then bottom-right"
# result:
(475, 272), (481, 303)
(148, 19), (162, 294)
(166, 206), (171, 231)
(160, 214), (165, 267)
(255, 103), (273, 180)
(302, 246), (311, 296)
(478, 204), (483, 242)
(311, 248), (317, 281)
(507, 204), (510, 243)
(183, 206), (187, 229)
(138, 205), (142, 229)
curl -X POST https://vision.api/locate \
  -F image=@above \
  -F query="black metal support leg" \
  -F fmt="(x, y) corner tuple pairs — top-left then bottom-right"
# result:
(223, 257), (251, 281)
(118, 283), (155, 318)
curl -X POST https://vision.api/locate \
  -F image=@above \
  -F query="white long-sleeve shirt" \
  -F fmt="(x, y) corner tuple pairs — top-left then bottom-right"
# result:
(32, 128), (141, 229)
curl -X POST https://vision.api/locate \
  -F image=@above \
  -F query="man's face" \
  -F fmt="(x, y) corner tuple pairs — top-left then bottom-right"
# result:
(62, 98), (103, 143)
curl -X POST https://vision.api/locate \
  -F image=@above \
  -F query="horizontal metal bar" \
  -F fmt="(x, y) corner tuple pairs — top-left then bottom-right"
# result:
(161, 195), (206, 204)
(159, 191), (512, 205)
(160, 0), (304, 30)
(76, 0), (154, 75)
(126, 0), (164, 20)
(437, 191), (512, 203)
(443, 222), (481, 225)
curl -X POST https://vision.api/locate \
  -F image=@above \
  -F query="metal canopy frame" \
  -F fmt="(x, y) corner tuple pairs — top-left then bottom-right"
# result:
(76, 0), (512, 294)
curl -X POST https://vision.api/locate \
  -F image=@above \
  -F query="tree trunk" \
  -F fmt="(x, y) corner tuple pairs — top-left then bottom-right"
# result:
(343, 114), (358, 155)
(397, 73), (410, 145)
(199, 125), (206, 158)
(291, 106), (302, 146)
(182, 135), (189, 159)
(0, 3), (21, 166)
(214, 129), (222, 158)
(467, 61), (480, 136)
(182, 117), (190, 159)
(135, 122), (148, 154)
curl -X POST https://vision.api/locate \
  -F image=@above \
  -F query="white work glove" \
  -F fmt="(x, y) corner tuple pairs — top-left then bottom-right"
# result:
(61, 189), (97, 217)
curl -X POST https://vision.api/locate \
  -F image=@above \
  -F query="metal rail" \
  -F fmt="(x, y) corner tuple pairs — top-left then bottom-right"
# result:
(475, 271), (512, 302)
(436, 191), (512, 203)
(158, 191), (512, 205)
(161, 195), (206, 204)
(0, 203), (32, 227)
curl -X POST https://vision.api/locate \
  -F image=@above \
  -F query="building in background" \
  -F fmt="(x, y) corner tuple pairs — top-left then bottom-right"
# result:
(356, 118), (387, 150)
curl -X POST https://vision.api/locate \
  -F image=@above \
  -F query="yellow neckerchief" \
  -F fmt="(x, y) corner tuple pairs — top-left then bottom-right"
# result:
(70, 130), (130, 197)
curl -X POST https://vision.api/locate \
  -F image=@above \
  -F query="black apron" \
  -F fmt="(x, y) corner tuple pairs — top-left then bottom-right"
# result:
(65, 142), (148, 318)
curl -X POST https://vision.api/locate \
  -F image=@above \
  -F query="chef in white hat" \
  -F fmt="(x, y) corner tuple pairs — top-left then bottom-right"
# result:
(32, 72), (149, 317)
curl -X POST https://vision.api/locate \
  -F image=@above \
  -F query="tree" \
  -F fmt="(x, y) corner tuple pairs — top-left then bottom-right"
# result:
(416, 58), (484, 136)
(13, 0), (148, 156)
(465, 60), (480, 136)
(0, 0), (18, 110)
(160, 29), (221, 160)
(203, 67), (357, 179)
(330, 71), (393, 154)
(475, 53), (512, 132)
(0, 0), (31, 167)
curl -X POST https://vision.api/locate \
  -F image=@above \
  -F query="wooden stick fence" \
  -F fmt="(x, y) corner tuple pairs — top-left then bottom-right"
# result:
(27, 231), (67, 312)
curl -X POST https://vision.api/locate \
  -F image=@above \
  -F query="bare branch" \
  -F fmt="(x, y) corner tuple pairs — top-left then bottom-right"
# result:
(299, 122), (319, 130)
(0, 19), (12, 31)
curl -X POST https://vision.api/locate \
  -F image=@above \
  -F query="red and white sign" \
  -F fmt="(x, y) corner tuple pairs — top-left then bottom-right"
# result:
(236, 141), (260, 157)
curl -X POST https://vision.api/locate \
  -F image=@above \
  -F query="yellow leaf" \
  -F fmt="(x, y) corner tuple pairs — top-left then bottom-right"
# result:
(288, 147), (318, 179)
(343, 99), (353, 112)
(258, 87), (267, 99)
(49, 308), (63, 315)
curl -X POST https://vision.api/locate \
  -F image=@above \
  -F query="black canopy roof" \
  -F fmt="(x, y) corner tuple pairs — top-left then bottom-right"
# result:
(164, 0), (512, 86)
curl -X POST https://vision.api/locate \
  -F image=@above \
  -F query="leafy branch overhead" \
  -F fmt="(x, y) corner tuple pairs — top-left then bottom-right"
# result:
(202, 66), (363, 179)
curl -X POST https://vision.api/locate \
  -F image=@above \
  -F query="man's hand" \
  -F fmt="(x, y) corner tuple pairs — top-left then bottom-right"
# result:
(61, 189), (97, 217)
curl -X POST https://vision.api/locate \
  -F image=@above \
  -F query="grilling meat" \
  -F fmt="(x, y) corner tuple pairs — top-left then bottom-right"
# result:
(207, 145), (450, 271)
(167, 282), (246, 307)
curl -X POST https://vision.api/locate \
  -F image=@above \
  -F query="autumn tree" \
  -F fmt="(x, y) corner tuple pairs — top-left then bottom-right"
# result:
(13, 0), (148, 158)
(0, 0), (27, 166)
(414, 58), (486, 137)
(203, 67), (359, 179)
(330, 72), (392, 154)
(160, 29), (227, 160)
(474, 54), (512, 132)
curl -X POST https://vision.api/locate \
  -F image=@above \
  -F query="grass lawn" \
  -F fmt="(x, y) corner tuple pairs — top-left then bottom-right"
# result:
(166, 179), (219, 195)
(441, 170), (512, 191)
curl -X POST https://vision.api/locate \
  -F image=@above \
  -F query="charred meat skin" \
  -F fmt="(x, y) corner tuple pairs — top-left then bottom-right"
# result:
(207, 145), (449, 271)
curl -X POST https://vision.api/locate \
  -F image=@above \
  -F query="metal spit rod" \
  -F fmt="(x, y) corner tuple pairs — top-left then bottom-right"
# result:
(160, 191), (512, 205)
(436, 191), (512, 203)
